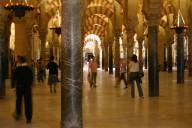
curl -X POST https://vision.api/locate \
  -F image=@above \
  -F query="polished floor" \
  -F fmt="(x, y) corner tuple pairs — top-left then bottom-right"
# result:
(1, 68), (192, 128)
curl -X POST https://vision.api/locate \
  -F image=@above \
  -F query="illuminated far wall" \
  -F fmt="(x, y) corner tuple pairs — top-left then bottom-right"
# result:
(84, 34), (102, 69)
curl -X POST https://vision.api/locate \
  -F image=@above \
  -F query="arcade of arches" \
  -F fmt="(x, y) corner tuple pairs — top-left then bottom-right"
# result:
(0, 0), (192, 127)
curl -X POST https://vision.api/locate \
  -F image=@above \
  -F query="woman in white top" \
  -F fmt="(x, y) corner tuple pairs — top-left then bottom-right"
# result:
(129, 54), (144, 98)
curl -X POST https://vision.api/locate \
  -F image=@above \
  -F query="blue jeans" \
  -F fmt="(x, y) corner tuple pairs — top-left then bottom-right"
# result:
(129, 72), (143, 97)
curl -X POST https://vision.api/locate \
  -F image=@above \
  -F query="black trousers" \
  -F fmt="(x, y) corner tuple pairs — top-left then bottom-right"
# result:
(16, 86), (32, 121)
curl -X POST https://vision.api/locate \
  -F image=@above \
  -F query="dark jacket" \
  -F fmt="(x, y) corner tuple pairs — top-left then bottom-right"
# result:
(46, 61), (58, 75)
(12, 65), (33, 88)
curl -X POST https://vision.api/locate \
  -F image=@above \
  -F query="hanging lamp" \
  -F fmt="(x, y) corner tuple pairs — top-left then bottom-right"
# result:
(2, 0), (34, 18)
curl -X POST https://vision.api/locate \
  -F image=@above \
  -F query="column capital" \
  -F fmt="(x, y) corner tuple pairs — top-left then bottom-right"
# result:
(142, 0), (163, 26)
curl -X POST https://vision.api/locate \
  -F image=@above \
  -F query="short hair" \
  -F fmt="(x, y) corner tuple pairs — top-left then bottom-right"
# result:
(20, 56), (27, 63)
(131, 54), (137, 62)
(50, 56), (54, 61)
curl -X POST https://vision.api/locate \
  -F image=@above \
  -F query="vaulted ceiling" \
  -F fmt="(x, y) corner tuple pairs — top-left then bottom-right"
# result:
(0, 0), (191, 45)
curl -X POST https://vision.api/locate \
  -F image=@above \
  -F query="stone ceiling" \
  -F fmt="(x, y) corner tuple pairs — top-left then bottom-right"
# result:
(0, 0), (190, 44)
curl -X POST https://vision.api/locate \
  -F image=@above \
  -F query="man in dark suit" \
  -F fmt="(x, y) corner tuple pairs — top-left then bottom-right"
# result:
(12, 56), (33, 123)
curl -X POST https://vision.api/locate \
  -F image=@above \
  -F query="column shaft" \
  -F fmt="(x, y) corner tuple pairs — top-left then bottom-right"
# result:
(104, 45), (108, 72)
(176, 31), (185, 84)
(163, 47), (167, 71)
(102, 49), (105, 70)
(61, 0), (82, 127)
(138, 40), (143, 69)
(115, 36), (120, 78)
(167, 44), (173, 72)
(0, 12), (7, 98)
(144, 47), (148, 69)
(148, 26), (159, 97)
(109, 44), (113, 74)
(188, 29), (192, 76)
(39, 31), (49, 60)
(0, 37), (5, 98)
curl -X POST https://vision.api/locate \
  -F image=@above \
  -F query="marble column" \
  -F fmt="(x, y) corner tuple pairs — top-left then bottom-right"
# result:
(175, 29), (185, 84)
(0, 34), (6, 98)
(102, 49), (105, 70)
(0, 12), (7, 98)
(138, 38), (143, 69)
(142, 0), (162, 97)
(188, 28), (192, 76)
(4, 20), (11, 79)
(144, 46), (148, 69)
(14, 19), (31, 58)
(163, 47), (167, 71)
(148, 26), (159, 97)
(39, 31), (48, 60)
(61, 0), (82, 127)
(109, 43), (113, 74)
(167, 43), (173, 72)
(4, 36), (10, 78)
(104, 44), (109, 72)
(115, 33), (120, 78)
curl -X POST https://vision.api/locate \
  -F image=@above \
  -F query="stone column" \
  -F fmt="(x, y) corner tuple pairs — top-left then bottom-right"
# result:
(109, 42), (113, 74)
(0, 35), (6, 98)
(143, 0), (162, 97)
(104, 44), (109, 72)
(188, 28), (192, 76)
(61, 0), (82, 127)
(167, 43), (173, 72)
(138, 37), (143, 69)
(0, 11), (7, 98)
(14, 19), (31, 58)
(148, 26), (159, 97)
(163, 47), (167, 71)
(39, 31), (48, 60)
(174, 29), (185, 84)
(126, 31), (135, 81)
(143, 36), (148, 69)
(101, 45), (105, 70)
(114, 32), (120, 78)
(144, 47), (148, 69)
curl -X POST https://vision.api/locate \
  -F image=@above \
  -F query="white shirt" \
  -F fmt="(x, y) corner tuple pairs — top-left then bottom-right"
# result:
(129, 61), (139, 72)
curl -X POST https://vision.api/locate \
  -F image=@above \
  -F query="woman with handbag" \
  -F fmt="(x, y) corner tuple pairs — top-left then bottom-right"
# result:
(128, 54), (144, 98)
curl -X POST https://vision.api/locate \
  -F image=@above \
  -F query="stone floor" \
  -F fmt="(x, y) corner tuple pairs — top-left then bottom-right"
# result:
(1, 69), (192, 128)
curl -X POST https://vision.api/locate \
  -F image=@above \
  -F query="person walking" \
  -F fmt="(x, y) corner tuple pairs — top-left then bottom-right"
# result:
(116, 59), (128, 88)
(37, 58), (45, 84)
(89, 56), (97, 88)
(128, 54), (144, 98)
(12, 56), (33, 123)
(46, 56), (59, 93)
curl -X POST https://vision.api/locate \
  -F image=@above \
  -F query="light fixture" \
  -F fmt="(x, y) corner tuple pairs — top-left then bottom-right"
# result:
(49, 10), (61, 35)
(171, 9), (188, 33)
(2, 0), (35, 18)
(50, 27), (61, 35)
(170, 0), (188, 33)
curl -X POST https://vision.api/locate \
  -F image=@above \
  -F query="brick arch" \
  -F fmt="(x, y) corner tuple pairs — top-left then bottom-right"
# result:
(85, 24), (106, 37)
(86, 0), (114, 18)
(86, 5), (114, 19)
(85, 14), (109, 33)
